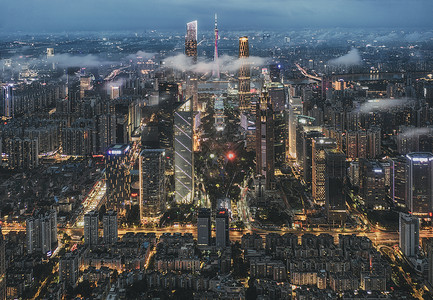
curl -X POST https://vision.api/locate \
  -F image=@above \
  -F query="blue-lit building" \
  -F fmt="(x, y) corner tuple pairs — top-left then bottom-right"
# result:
(405, 152), (433, 216)
(106, 144), (131, 212)
(174, 99), (194, 204)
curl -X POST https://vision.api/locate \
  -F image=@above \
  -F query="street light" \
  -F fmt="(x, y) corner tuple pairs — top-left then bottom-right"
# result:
(227, 152), (235, 160)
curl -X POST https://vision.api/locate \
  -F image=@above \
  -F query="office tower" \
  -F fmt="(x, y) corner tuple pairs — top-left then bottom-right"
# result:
(212, 14), (220, 79)
(295, 121), (319, 168)
(359, 160), (386, 209)
(302, 130), (324, 185)
(312, 137), (337, 205)
(46, 47), (54, 57)
(139, 149), (166, 222)
(103, 210), (118, 245)
(7, 137), (39, 169)
(174, 99), (194, 204)
(2, 84), (13, 118)
(106, 144), (131, 211)
(111, 86), (120, 99)
(269, 64), (281, 82)
(197, 208), (211, 246)
(216, 208), (229, 248)
(185, 21), (198, 62)
(238, 36), (251, 113)
(0, 229), (5, 300)
(399, 212), (419, 257)
(392, 156), (406, 207)
(288, 96), (303, 158)
(80, 75), (92, 99)
(405, 152), (433, 216)
(325, 149), (347, 223)
(59, 252), (79, 288)
(256, 89), (275, 190)
(84, 210), (99, 246)
(26, 209), (58, 255)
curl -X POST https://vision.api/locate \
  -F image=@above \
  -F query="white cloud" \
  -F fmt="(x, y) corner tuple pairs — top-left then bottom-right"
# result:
(328, 48), (362, 66)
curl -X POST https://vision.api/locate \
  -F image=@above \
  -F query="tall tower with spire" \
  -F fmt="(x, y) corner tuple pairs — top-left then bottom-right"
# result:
(212, 14), (220, 79)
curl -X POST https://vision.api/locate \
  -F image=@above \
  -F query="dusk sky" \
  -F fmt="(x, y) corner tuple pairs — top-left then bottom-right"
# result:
(2, 0), (433, 33)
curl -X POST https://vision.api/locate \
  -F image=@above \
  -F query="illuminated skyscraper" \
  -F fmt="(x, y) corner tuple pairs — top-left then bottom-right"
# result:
(256, 88), (275, 190)
(405, 152), (433, 215)
(2, 84), (13, 118)
(174, 99), (194, 204)
(212, 14), (220, 79)
(185, 21), (198, 62)
(288, 96), (303, 158)
(46, 48), (54, 57)
(139, 149), (166, 222)
(238, 37), (251, 113)
(312, 137), (336, 205)
(106, 144), (131, 211)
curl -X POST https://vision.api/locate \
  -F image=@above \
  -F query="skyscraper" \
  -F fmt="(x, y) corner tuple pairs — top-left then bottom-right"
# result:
(312, 137), (337, 205)
(256, 88), (275, 190)
(405, 152), (433, 216)
(238, 37), (251, 113)
(359, 159), (386, 209)
(197, 208), (211, 246)
(212, 14), (220, 79)
(302, 130), (324, 185)
(185, 21), (198, 62)
(174, 99), (194, 204)
(216, 208), (229, 248)
(0, 229), (5, 300)
(399, 212), (419, 257)
(288, 96), (303, 158)
(139, 149), (166, 222)
(2, 84), (13, 118)
(103, 210), (118, 245)
(325, 149), (347, 223)
(84, 210), (99, 246)
(106, 144), (131, 211)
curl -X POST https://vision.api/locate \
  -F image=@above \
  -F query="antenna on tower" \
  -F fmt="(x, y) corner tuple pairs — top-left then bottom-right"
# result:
(212, 13), (220, 79)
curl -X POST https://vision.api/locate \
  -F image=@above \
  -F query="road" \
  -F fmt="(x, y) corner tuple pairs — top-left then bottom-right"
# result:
(295, 63), (322, 81)
(73, 178), (107, 227)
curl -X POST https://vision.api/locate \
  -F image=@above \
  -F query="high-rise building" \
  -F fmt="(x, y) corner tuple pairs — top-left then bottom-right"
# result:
(359, 159), (386, 209)
(103, 210), (118, 245)
(325, 149), (347, 223)
(185, 21), (198, 62)
(312, 137), (337, 205)
(197, 208), (211, 246)
(139, 149), (166, 222)
(392, 156), (406, 207)
(216, 208), (229, 248)
(174, 99), (194, 204)
(405, 152), (433, 216)
(26, 209), (58, 255)
(346, 129), (381, 159)
(7, 137), (39, 169)
(302, 130), (324, 185)
(238, 37), (251, 113)
(256, 89), (275, 190)
(399, 212), (419, 257)
(288, 96), (303, 158)
(2, 84), (13, 118)
(80, 76), (92, 99)
(212, 14), (220, 79)
(106, 144), (131, 211)
(84, 210), (99, 246)
(111, 86), (120, 100)
(46, 47), (54, 57)
(59, 252), (79, 288)
(0, 229), (5, 300)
